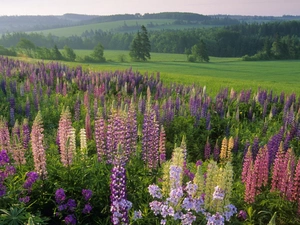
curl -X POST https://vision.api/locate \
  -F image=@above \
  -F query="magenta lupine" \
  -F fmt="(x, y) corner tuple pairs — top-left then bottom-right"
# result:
(159, 125), (166, 164)
(85, 112), (92, 140)
(292, 159), (300, 215)
(244, 160), (255, 203)
(58, 107), (74, 167)
(31, 111), (47, 178)
(279, 148), (296, 200)
(74, 97), (81, 121)
(271, 142), (286, 192)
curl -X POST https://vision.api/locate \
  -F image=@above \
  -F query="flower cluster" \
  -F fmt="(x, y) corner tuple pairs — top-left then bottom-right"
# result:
(0, 150), (15, 197)
(19, 171), (39, 204)
(82, 189), (93, 214)
(55, 188), (77, 224)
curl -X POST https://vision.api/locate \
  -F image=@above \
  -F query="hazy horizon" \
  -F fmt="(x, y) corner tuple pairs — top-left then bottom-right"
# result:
(0, 0), (299, 17)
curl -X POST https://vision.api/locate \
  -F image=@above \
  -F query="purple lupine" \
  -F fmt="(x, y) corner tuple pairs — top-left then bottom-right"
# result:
(55, 188), (66, 204)
(25, 97), (30, 119)
(22, 119), (30, 149)
(23, 171), (39, 189)
(252, 137), (260, 160)
(82, 189), (93, 201)
(95, 113), (107, 162)
(142, 109), (159, 170)
(64, 214), (76, 225)
(74, 97), (81, 121)
(82, 203), (92, 214)
(204, 138), (211, 160)
(213, 141), (220, 161)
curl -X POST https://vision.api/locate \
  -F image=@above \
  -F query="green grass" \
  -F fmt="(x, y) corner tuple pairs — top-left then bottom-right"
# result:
(14, 50), (300, 96)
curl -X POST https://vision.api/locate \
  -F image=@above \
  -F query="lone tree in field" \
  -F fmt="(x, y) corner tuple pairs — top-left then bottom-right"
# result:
(191, 39), (210, 62)
(130, 25), (151, 61)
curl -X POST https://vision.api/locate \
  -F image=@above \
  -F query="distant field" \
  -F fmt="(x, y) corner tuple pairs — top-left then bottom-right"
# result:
(13, 50), (300, 95)
(33, 19), (217, 37)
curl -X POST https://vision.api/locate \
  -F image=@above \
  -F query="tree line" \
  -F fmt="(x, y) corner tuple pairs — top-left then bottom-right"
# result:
(0, 20), (300, 59)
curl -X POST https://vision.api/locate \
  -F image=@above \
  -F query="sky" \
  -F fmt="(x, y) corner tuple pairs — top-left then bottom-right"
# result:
(0, 0), (299, 16)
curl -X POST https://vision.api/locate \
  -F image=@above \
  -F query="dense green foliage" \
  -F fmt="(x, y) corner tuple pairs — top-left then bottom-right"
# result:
(1, 20), (300, 58)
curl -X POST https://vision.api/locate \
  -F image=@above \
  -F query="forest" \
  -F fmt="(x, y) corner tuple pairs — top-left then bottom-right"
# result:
(0, 20), (300, 59)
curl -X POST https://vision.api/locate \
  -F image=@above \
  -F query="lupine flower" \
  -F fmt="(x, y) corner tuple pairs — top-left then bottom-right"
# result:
(64, 214), (76, 225)
(132, 210), (142, 220)
(213, 186), (225, 200)
(66, 199), (77, 212)
(55, 188), (66, 204)
(82, 189), (93, 201)
(237, 210), (247, 221)
(23, 171), (39, 189)
(148, 184), (162, 199)
(31, 111), (47, 178)
(19, 196), (30, 204)
(82, 203), (92, 214)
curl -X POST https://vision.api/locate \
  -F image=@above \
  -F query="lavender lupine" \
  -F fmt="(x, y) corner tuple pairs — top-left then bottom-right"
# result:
(106, 109), (125, 164)
(124, 101), (138, 160)
(213, 141), (220, 161)
(31, 111), (47, 178)
(110, 146), (132, 225)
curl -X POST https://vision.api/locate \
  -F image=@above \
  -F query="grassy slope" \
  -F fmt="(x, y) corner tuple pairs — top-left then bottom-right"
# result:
(13, 50), (300, 96)
(36, 19), (175, 37)
(33, 19), (217, 37)
(73, 50), (300, 95)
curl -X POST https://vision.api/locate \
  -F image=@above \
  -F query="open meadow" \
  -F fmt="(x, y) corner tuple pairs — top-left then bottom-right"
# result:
(72, 50), (300, 95)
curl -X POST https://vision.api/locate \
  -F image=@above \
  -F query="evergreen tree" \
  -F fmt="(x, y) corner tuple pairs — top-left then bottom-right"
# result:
(91, 43), (105, 62)
(51, 45), (63, 60)
(198, 40), (210, 62)
(63, 45), (76, 61)
(129, 26), (151, 61)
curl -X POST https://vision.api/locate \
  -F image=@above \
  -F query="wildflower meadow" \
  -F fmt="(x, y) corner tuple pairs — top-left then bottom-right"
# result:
(0, 56), (299, 224)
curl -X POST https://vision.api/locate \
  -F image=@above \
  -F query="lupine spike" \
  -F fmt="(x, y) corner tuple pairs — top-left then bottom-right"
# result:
(31, 111), (47, 178)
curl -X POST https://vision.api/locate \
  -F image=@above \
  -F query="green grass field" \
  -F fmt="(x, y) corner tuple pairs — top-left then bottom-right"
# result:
(14, 50), (300, 96)
(33, 19), (217, 37)
(73, 50), (300, 95)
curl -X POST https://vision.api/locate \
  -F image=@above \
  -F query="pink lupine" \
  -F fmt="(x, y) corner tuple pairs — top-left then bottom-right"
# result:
(241, 146), (252, 184)
(0, 117), (10, 152)
(31, 111), (47, 178)
(124, 101), (137, 160)
(271, 142), (286, 192)
(11, 120), (26, 165)
(58, 107), (73, 166)
(204, 137), (211, 160)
